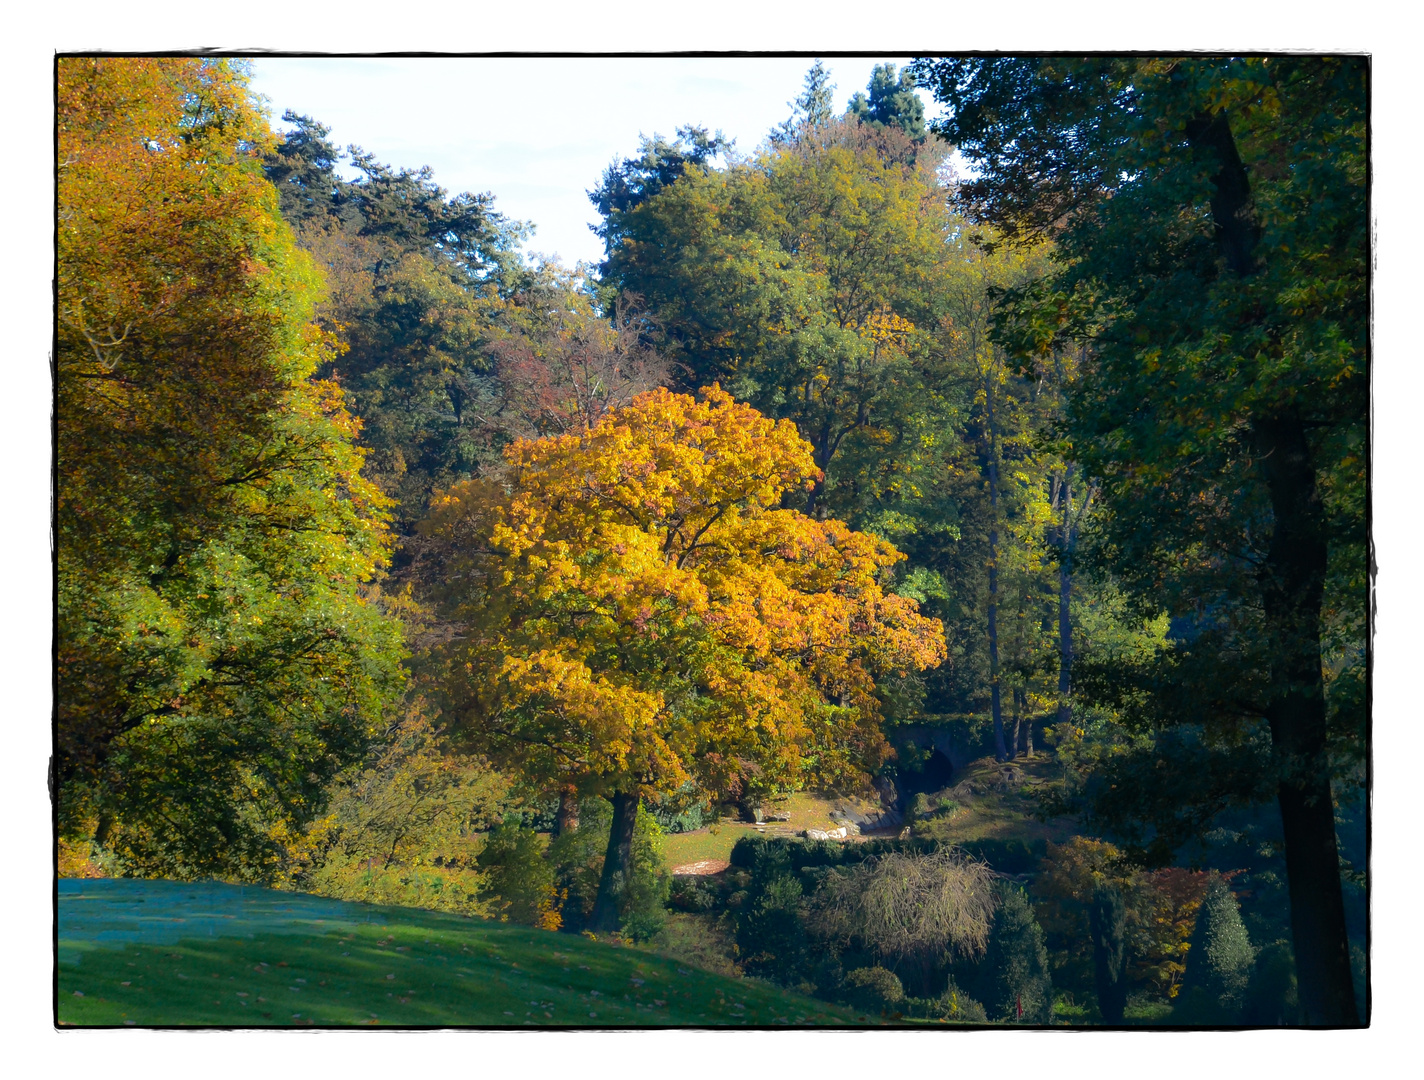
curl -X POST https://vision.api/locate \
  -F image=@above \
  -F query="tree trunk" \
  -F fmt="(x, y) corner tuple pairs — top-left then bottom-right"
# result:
(553, 785), (579, 838)
(1008, 687), (1022, 760)
(587, 791), (639, 934)
(986, 374), (1007, 762)
(1254, 409), (1359, 1026)
(1185, 109), (1357, 1026)
(1053, 464), (1070, 726)
(1022, 698), (1035, 759)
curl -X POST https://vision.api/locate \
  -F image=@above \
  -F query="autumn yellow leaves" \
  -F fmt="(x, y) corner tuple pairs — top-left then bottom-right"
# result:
(421, 385), (946, 810)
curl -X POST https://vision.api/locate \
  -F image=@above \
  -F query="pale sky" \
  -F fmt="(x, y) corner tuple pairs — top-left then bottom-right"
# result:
(247, 56), (943, 269)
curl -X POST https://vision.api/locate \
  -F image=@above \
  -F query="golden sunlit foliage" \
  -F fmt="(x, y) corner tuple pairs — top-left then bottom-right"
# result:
(420, 385), (946, 807)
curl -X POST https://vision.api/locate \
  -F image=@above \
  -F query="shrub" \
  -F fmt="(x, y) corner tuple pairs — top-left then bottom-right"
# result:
(736, 843), (808, 980)
(669, 876), (719, 913)
(476, 823), (561, 927)
(904, 978), (989, 1023)
(843, 966), (904, 1014)
(306, 856), (490, 916)
(975, 884), (1053, 1024)
(815, 849), (996, 994)
(1241, 939), (1301, 1026)
(1090, 884), (1129, 1024)
(647, 782), (711, 833)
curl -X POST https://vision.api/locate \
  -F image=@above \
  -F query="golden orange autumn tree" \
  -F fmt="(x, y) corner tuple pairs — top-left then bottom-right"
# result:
(420, 386), (945, 930)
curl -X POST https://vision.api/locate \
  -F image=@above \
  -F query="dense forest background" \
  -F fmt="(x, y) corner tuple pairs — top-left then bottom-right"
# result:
(55, 55), (1367, 1027)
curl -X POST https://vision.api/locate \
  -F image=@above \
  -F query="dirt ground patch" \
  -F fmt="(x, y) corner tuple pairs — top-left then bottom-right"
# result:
(669, 859), (730, 876)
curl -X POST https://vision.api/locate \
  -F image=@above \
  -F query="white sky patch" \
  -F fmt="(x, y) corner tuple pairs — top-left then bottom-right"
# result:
(247, 56), (946, 269)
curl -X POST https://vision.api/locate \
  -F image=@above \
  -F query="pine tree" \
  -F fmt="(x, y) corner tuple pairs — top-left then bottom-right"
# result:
(847, 63), (926, 140)
(1174, 874), (1256, 1024)
(976, 885), (1053, 1024)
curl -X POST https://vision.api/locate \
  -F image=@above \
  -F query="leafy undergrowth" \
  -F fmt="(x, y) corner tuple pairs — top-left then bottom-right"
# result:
(57, 879), (869, 1028)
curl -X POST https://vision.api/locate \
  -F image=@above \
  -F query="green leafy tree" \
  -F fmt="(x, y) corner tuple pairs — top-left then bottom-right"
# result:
(57, 58), (405, 878)
(476, 823), (561, 926)
(286, 705), (508, 913)
(914, 55), (1366, 1024)
(594, 116), (957, 519)
(264, 117), (531, 532)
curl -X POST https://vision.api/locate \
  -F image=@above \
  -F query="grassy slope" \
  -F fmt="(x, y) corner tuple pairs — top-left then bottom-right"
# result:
(57, 880), (868, 1028)
(909, 755), (1080, 847)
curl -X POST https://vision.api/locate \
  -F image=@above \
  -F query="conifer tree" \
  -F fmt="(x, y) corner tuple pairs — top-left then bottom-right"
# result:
(976, 885), (1054, 1024)
(1090, 883), (1129, 1023)
(1174, 874), (1255, 1024)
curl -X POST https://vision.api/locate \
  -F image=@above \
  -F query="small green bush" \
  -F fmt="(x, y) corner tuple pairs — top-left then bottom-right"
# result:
(669, 876), (719, 913)
(843, 966), (904, 1014)
(736, 864), (807, 980)
(904, 979), (989, 1023)
(476, 823), (558, 926)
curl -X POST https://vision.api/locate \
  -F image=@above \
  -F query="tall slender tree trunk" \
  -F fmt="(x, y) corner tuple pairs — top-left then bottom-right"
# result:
(1022, 693), (1035, 759)
(587, 791), (639, 934)
(1185, 109), (1357, 1026)
(1254, 409), (1358, 1026)
(1008, 687), (1021, 760)
(986, 373), (1007, 762)
(1056, 465), (1074, 729)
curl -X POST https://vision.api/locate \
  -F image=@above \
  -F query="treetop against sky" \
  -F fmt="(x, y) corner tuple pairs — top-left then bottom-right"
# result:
(247, 56), (944, 269)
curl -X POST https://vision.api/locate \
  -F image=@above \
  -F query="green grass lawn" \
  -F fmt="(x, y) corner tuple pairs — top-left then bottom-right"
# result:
(58, 878), (870, 1028)
(662, 790), (887, 868)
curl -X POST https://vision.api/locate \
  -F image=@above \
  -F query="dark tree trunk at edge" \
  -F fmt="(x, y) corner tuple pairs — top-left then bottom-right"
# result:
(1184, 106), (1357, 1026)
(1254, 409), (1358, 1026)
(587, 791), (639, 934)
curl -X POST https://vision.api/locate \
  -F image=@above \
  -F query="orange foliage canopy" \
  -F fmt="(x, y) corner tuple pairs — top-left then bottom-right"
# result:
(421, 385), (946, 804)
